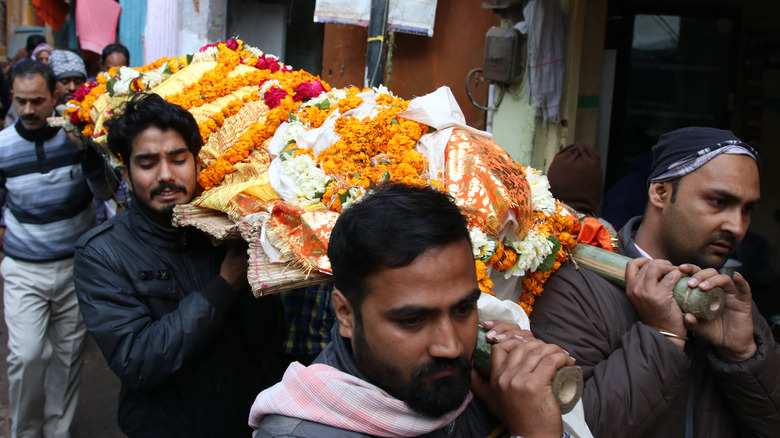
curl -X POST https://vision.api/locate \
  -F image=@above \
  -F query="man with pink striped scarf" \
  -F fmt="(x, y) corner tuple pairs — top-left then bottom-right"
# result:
(249, 183), (574, 438)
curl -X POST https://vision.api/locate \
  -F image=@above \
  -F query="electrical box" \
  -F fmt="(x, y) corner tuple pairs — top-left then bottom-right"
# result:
(482, 26), (526, 84)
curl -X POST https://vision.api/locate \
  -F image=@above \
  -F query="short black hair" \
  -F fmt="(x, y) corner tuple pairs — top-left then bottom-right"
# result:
(101, 43), (130, 65)
(327, 183), (471, 314)
(26, 35), (46, 53)
(8, 59), (56, 95)
(105, 93), (202, 165)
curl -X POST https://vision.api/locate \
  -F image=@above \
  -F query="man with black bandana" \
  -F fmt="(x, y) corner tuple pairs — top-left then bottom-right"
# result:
(531, 127), (780, 438)
(0, 59), (116, 438)
(250, 183), (576, 438)
(72, 93), (286, 437)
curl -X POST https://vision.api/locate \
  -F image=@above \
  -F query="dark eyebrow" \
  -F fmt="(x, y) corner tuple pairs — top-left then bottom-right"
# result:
(710, 188), (761, 207)
(133, 148), (190, 162)
(167, 148), (190, 156)
(384, 287), (481, 319)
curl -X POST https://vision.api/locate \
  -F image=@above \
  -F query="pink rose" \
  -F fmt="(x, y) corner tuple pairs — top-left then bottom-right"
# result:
(264, 87), (288, 109)
(294, 80), (326, 102)
(225, 39), (239, 51)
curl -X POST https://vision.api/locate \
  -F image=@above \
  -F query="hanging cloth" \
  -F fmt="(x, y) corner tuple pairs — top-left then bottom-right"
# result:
(76, 0), (122, 54)
(515, 0), (566, 125)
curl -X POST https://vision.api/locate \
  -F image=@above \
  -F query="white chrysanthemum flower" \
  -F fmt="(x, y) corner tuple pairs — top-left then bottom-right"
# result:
(260, 79), (282, 97)
(340, 187), (366, 211)
(524, 168), (556, 214)
(280, 120), (307, 149)
(245, 45), (264, 58)
(280, 154), (330, 207)
(192, 46), (219, 63)
(469, 227), (496, 261)
(373, 84), (395, 98)
(302, 88), (349, 110)
(140, 66), (169, 90)
(503, 229), (554, 278)
(112, 67), (140, 96)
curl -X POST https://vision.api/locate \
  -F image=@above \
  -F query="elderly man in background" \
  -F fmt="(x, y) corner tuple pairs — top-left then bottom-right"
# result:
(48, 50), (86, 106)
(0, 59), (116, 438)
(531, 127), (780, 437)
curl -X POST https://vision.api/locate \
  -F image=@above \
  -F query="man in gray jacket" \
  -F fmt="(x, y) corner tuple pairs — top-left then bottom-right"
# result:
(531, 127), (780, 437)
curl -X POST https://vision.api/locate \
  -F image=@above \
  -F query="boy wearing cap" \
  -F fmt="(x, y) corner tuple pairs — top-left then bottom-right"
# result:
(48, 50), (87, 105)
(529, 127), (780, 437)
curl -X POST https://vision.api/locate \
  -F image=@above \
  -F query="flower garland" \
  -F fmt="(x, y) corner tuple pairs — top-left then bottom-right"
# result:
(318, 91), (436, 212)
(197, 91), (260, 144)
(198, 95), (300, 189)
(469, 167), (577, 316)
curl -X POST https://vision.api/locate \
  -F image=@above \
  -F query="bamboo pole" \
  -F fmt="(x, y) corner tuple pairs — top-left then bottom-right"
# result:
(473, 328), (583, 415)
(571, 243), (725, 321)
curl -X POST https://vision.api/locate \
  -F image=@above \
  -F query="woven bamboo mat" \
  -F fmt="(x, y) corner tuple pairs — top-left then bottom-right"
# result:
(173, 204), (329, 296)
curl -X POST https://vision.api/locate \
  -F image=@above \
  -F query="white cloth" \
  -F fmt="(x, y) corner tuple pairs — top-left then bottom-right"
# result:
(477, 293), (594, 438)
(2, 256), (86, 438)
(516, 0), (566, 125)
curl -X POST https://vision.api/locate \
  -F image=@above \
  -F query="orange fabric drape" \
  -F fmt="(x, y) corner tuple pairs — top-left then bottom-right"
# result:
(32, 0), (69, 32)
(576, 217), (613, 251)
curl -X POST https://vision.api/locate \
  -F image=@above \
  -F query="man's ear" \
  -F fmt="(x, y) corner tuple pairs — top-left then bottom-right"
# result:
(648, 181), (671, 208)
(122, 167), (133, 192)
(331, 289), (355, 339)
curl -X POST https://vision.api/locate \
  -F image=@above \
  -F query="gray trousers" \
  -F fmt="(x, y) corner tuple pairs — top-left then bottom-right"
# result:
(2, 256), (86, 438)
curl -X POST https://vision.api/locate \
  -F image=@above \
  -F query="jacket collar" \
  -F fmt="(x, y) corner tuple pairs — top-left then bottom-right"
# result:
(15, 119), (61, 143)
(617, 215), (644, 259)
(127, 198), (207, 251)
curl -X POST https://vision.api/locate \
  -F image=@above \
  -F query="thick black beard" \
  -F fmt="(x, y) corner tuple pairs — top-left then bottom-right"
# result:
(352, 315), (472, 418)
(131, 184), (194, 228)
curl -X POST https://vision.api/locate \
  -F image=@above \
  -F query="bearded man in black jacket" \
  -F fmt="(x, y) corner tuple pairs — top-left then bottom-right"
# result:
(73, 93), (286, 438)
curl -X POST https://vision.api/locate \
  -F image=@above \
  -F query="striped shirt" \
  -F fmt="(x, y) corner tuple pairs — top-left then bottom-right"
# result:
(0, 123), (115, 261)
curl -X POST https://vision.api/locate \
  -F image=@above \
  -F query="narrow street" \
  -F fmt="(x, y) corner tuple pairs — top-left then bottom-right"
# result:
(0, 255), (124, 438)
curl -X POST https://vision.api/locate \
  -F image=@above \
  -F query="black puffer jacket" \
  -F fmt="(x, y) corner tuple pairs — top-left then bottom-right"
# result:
(530, 216), (780, 438)
(74, 201), (286, 438)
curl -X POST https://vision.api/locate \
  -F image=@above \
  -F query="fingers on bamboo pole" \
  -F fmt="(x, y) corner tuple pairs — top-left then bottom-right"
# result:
(473, 328), (583, 414)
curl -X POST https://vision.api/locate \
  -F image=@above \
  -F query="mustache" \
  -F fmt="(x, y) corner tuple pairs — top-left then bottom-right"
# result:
(20, 114), (41, 121)
(411, 355), (471, 380)
(708, 232), (736, 248)
(150, 183), (188, 198)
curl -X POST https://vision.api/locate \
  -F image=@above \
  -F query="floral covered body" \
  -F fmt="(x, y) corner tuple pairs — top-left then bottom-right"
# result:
(58, 40), (581, 316)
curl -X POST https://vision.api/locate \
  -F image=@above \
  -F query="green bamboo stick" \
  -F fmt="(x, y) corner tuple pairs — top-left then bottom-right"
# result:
(473, 328), (583, 415)
(571, 243), (725, 321)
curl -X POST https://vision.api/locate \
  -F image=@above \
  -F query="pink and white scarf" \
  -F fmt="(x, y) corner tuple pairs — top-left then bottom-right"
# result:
(248, 362), (472, 437)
